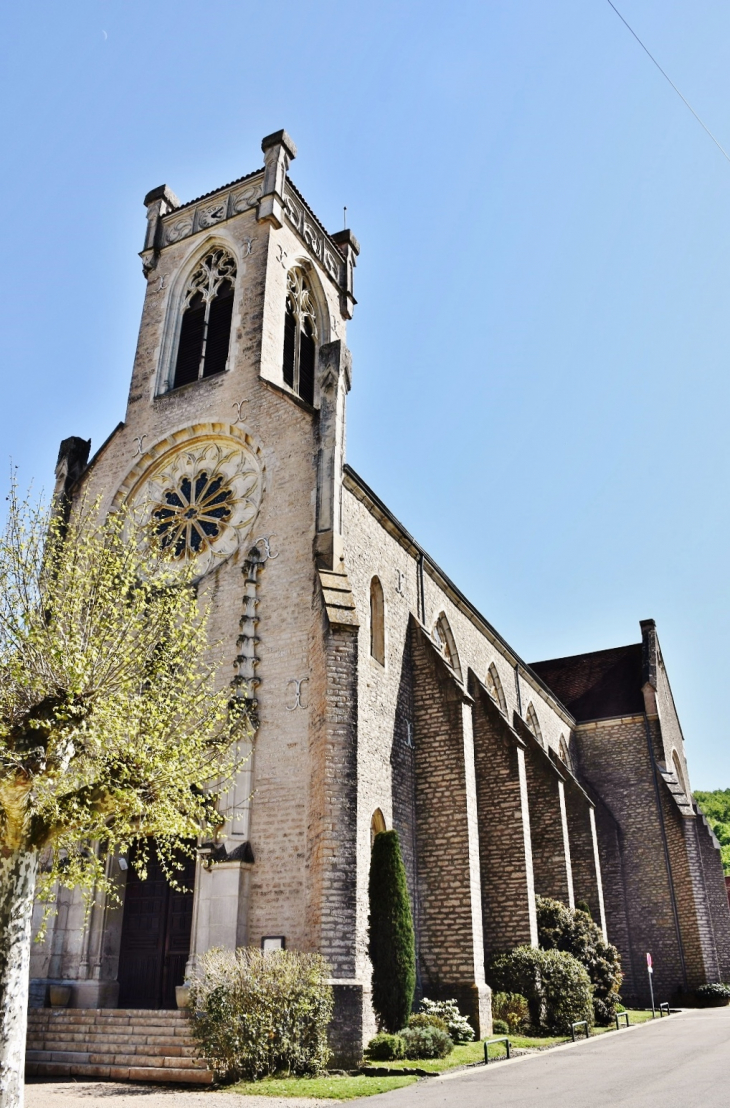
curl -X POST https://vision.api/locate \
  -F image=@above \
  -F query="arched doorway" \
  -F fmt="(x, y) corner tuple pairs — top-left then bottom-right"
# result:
(117, 843), (196, 1009)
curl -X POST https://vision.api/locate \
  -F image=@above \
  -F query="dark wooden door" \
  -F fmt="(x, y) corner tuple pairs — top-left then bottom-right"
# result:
(117, 844), (196, 1009)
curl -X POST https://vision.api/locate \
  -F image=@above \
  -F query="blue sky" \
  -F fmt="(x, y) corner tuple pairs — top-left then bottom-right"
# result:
(2, 1), (730, 787)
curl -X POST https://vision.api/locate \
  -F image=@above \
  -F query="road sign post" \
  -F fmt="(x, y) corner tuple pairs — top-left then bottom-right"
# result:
(647, 952), (655, 1016)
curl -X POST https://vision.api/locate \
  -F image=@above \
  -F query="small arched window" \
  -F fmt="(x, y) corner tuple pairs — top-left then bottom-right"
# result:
(525, 703), (543, 745)
(370, 576), (385, 665)
(559, 736), (572, 770)
(672, 749), (689, 795)
(371, 808), (386, 847)
(432, 613), (462, 681)
(486, 663), (507, 714)
(173, 249), (237, 389)
(283, 267), (318, 405)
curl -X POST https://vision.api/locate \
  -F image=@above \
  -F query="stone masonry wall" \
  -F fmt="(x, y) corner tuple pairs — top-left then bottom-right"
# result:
(695, 813), (730, 981)
(469, 676), (537, 957)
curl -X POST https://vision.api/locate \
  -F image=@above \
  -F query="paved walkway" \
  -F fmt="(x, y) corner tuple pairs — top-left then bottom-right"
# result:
(25, 1008), (730, 1108)
(368, 1007), (730, 1108)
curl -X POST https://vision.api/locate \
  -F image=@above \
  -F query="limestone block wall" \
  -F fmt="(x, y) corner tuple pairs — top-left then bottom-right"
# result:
(519, 730), (574, 908)
(694, 812), (730, 981)
(575, 715), (688, 1003)
(591, 802), (636, 998)
(563, 778), (605, 929)
(469, 676), (537, 957)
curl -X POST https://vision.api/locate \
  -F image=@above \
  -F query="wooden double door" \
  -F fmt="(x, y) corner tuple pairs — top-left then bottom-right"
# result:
(117, 844), (196, 1009)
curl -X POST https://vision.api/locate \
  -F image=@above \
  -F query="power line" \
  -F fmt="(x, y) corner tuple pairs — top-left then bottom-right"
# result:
(605, 0), (730, 165)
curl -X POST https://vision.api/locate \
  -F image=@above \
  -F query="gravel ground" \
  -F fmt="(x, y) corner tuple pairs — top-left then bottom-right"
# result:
(25, 1082), (331, 1108)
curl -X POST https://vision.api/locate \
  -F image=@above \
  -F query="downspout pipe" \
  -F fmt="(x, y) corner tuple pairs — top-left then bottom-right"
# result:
(644, 712), (687, 989)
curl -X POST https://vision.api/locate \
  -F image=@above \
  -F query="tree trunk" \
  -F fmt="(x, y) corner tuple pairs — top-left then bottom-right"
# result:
(0, 848), (38, 1108)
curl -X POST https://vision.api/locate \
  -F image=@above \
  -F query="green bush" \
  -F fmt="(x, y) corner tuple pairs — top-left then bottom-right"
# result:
(492, 1018), (509, 1035)
(399, 1026), (454, 1059)
(537, 896), (623, 1025)
(694, 983), (730, 1007)
(367, 1033), (406, 1061)
(188, 947), (333, 1082)
(487, 946), (594, 1035)
(368, 831), (416, 1033)
(407, 1012), (448, 1032)
(492, 992), (529, 1033)
(418, 998), (475, 1042)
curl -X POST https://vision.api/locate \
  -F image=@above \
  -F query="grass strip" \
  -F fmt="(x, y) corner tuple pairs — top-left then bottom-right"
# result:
(225, 1073), (418, 1099)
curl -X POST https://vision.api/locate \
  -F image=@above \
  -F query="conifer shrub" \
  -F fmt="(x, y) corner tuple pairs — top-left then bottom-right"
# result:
(399, 1026), (454, 1059)
(492, 991), (529, 1033)
(366, 1033), (406, 1061)
(487, 946), (594, 1035)
(537, 896), (623, 1024)
(418, 998), (475, 1042)
(368, 830), (416, 1032)
(188, 947), (333, 1082)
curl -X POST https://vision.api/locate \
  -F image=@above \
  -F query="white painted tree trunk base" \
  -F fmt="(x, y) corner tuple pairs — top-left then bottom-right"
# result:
(0, 849), (39, 1108)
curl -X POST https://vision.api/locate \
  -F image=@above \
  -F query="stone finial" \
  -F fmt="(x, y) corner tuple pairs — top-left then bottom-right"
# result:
(331, 230), (360, 320)
(141, 184), (180, 273)
(257, 130), (297, 228)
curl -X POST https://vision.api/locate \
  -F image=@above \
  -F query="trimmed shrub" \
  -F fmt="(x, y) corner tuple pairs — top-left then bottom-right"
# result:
(492, 1018), (509, 1035)
(419, 998), (475, 1043)
(694, 983), (730, 1007)
(487, 946), (594, 1035)
(367, 1033), (406, 1061)
(537, 896), (623, 1025)
(188, 947), (333, 1082)
(407, 1012), (448, 1032)
(368, 830), (416, 1033)
(492, 991), (529, 1033)
(399, 1026), (454, 1059)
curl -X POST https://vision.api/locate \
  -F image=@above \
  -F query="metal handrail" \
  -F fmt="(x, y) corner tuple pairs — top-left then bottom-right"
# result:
(659, 1002), (670, 1017)
(571, 1020), (590, 1041)
(484, 1037), (511, 1064)
(615, 1011), (630, 1029)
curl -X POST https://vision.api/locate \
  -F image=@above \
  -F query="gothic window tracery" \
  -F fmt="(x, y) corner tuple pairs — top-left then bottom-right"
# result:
(486, 662), (507, 714)
(172, 249), (237, 389)
(282, 267), (318, 405)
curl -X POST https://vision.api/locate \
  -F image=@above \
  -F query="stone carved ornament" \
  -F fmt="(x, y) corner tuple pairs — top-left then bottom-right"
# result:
(115, 425), (264, 579)
(162, 180), (264, 247)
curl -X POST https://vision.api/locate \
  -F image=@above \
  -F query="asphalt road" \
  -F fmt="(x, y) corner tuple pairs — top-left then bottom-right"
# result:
(368, 1008), (730, 1108)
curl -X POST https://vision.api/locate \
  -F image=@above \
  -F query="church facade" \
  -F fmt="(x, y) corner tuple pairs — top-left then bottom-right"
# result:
(30, 131), (730, 1063)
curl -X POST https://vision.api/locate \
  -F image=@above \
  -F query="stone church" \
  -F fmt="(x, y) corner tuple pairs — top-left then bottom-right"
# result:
(29, 131), (730, 1066)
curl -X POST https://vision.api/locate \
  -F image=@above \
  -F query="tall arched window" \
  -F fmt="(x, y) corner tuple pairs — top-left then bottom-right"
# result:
(370, 576), (385, 665)
(525, 703), (543, 745)
(282, 267), (318, 405)
(371, 808), (386, 847)
(432, 613), (462, 682)
(672, 749), (689, 795)
(486, 663), (507, 714)
(173, 249), (237, 389)
(559, 736), (572, 770)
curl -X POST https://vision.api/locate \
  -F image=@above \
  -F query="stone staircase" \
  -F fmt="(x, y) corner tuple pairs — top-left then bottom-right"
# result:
(25, 1009), (213, 1084)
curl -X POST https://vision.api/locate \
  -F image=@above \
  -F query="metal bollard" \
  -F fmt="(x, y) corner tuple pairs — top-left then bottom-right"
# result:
(484, 1037), (511, 1064)
(571, 1020), (590, 1041)
(615, 1011), (630, 1030)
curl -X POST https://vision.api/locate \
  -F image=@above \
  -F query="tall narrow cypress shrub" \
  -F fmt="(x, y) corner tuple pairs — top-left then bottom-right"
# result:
(368, 829), (416, 1032)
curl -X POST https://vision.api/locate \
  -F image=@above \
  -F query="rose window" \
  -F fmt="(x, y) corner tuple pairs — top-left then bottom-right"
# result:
(153, 471), (235, 559)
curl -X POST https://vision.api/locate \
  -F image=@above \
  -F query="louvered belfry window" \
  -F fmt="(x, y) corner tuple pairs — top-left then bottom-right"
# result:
(282, 268), (317, 406)
(173, 249), (237, 389)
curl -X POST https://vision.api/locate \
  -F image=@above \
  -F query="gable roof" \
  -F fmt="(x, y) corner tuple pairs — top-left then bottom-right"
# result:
(530, 643), (645, 722)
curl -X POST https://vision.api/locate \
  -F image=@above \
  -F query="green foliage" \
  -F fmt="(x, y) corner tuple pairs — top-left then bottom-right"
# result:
(537, 896), (623, 1024)
(492, 1019), (509, 1034)
(407, 1013), (448, 1033)
(418, 998), (475, 1042)
(399, 1026), (453, 1059)
(368, 830), (416, 1033)
(366, 1033), (406, 1061)
(0, 481), (253, 896)
(188, 947), (333, 1082)
(487, 946), (594, 1035)
(492, 992), (529, 1033)
(694, 983), (730, 1007)
(695, 790), (730, 874)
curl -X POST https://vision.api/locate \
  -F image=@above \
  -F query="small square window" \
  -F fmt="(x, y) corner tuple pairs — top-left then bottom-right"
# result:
(261, 935), (286, 952)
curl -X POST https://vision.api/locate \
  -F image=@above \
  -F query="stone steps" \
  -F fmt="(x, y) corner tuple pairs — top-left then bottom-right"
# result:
(25, 1008), (213, 1085)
